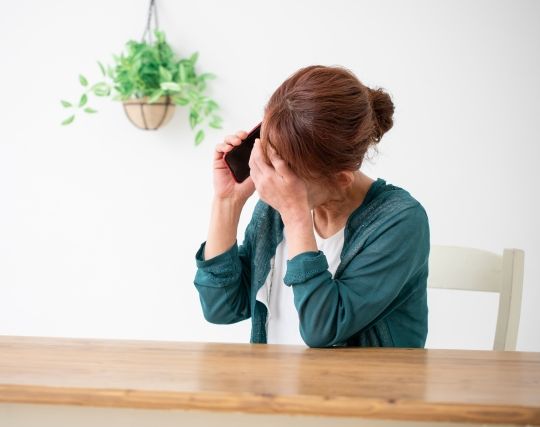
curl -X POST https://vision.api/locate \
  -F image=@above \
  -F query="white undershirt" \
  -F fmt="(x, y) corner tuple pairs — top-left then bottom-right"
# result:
(255, 211), (345, 345)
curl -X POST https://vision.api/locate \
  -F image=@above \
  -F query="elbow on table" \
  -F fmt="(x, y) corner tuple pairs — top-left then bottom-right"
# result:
(300, 328), (339, 348)
(202, 310), (232, 325)
(200, 300), (249, 325)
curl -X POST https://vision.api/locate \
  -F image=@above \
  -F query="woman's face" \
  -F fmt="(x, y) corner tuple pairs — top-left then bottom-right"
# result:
(260, 118), (353, 209)
(303, 178), (334, 209)
(304, 171), (356, 210)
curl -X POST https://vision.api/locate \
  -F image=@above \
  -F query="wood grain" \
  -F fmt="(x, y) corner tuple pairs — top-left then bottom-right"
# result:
(0, 335), (539, 424)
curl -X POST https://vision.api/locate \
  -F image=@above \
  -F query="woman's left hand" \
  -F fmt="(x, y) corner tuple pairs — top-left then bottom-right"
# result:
(249, 138), (310, 222)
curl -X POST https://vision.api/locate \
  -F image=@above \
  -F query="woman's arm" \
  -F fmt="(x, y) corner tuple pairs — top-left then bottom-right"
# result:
(283, 204), (430, 348)
(193, 198), (259, 325)
(193, 129), (257, 325)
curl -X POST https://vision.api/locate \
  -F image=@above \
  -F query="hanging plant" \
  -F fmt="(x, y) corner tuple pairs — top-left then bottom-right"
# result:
(60, 0), (222, 145)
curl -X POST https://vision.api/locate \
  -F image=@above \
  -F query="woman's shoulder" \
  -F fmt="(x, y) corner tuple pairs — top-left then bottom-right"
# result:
(367, 178), (426, 216)
(348, 178), (429, 239)
(370, 178), (424, 208)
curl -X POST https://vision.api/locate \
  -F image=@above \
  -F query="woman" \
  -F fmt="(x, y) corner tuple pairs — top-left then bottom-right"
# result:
(193, 65), (430, 348)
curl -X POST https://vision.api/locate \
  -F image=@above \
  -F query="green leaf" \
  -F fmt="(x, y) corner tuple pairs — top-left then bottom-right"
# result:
(197, 81), (207, 92)
(91, 82), (111, 97)
(79, 74), (88, 87)
(95, 88), (110, 97)
(60, 100), (72, 108)
(97, 61), (106, 76)
(84, 107), (97, 113)
(147, 89), (164, 104)
(160, 82), (181, 91)
(61, 115), (75, 125)
(155, 29), (165, 44)
(172, 96), (189, 106)
(195, 129), (204, 145)
(179, 63), (187, 82)
(159, 66), (172, 82)
(189, 110), (198, 129)
(204, 99), (219, 114)
(209, 114), (223, 129)
(199, 72), (217, 81)
(189, 51), (199, 65)
(196, 113), (204, 125)
(186, 87), (199, 102)
(78, 94), (88, 107)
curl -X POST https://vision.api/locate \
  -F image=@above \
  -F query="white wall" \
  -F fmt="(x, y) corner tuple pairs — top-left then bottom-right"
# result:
(0, 0), (539, 351)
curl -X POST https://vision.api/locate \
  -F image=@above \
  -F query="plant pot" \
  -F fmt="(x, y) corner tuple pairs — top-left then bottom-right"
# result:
(122, 95), (175, 130)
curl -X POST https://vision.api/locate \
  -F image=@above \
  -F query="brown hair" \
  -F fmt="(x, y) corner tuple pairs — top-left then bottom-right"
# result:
(261, 65), (394, 184)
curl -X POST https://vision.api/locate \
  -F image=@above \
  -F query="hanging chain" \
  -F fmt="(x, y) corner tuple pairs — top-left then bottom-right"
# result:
(141, 0), (159, 44)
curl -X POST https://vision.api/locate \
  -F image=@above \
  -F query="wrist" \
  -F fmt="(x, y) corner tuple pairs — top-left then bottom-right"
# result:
(281, 203), (312, 228)
(282, 205), (318, 259)
(205, 197), (245, 260)
(212, 195), (247, 212)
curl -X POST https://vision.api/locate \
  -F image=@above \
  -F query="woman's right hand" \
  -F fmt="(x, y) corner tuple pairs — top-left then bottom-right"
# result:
(213, 130), (256, 202)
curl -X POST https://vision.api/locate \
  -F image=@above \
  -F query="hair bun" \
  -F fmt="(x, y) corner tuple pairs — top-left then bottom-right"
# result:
(368, 87), (395, 143)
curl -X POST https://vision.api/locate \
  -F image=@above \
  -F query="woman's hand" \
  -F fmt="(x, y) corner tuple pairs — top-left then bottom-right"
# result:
(249, 138), (310, 222)
(213, 130), (256, 203)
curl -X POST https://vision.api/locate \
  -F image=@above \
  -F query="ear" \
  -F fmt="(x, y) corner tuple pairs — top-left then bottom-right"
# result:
(335, 171), (355, 189)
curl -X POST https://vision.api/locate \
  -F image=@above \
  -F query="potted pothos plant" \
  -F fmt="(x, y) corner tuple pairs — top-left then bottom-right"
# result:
(60, 29), (222, 145)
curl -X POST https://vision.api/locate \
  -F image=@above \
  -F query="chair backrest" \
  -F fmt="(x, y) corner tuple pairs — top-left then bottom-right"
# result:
(427, 245), (525, 351)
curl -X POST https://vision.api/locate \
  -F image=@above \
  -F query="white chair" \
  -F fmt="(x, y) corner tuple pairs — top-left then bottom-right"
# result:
(428, 245), (525, 351)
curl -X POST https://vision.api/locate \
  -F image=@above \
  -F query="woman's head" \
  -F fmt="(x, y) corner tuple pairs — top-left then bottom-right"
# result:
(260, 65), (395, 189)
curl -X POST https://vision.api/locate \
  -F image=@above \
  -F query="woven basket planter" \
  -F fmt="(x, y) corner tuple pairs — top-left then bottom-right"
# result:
(122, 95), (175, 130)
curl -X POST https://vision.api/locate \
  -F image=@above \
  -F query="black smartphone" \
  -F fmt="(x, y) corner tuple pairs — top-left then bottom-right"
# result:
(223, 122), (262, 183)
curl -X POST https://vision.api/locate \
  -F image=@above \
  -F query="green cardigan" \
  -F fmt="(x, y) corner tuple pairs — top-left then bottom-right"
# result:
(194, 178), (430, 348)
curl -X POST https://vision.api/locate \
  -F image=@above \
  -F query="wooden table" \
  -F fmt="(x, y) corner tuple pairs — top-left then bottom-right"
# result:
(0, 335), (539, 426)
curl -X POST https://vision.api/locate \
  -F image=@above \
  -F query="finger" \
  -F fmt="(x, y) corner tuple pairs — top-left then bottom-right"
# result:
(250, 139), (274, 175)
(213, 142), (235, 161)
(270, 155), (291, 177)
(236, 130), (248, 139)
(224, 135), (242, 146)
(249, 156), (262, 184)
(216, 142), (236, 153)
(267, 144), (293, 179)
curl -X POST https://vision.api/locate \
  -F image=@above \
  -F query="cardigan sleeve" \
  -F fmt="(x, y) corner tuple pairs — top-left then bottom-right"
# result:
(193, 211), (257, 325)
(283, 203), (430, 348)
